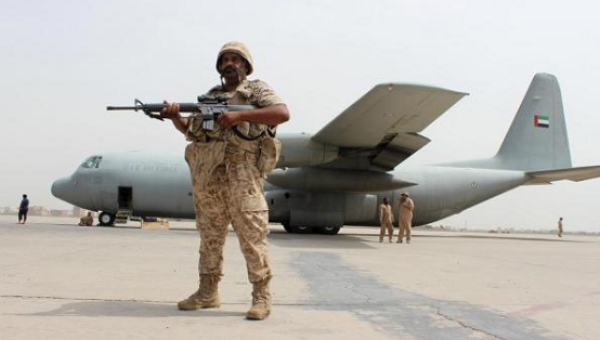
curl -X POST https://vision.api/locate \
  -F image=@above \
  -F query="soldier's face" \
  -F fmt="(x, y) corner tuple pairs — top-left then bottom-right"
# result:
(220, 52), (247, 84)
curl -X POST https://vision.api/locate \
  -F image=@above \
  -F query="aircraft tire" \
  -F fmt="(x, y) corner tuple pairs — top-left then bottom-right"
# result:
(290, 225), (312, 234)
(98, 211), (116, 226)
(318, 226), (341, 235)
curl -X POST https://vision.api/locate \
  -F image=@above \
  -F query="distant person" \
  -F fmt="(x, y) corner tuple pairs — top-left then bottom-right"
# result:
(397, 192), (414, 244)
(379, 197), (394, 243)
(558, 217), (563, 237)
(79, 212), (94, 226)
(18, 194), (29, 224)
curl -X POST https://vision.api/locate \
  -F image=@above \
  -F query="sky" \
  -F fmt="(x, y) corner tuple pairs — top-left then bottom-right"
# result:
(1, 0), (599, 232)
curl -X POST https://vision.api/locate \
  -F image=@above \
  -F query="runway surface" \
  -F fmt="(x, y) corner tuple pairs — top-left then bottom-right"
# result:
(1, 216), (598, 340)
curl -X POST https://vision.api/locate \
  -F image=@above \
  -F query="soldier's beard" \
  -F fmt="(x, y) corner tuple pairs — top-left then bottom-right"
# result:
(222, 66), (245, 88)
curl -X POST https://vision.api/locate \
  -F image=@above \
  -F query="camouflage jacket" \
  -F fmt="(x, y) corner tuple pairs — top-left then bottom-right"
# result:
(185, 79), (284, 188)
(186, 79), (284, 146)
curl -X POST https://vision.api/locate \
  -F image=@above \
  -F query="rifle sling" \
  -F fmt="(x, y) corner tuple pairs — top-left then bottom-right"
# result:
(233, 127), (264, 141)
(232, 126), (277, 141)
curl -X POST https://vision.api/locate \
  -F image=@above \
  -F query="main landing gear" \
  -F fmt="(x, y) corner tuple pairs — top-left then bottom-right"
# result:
(282, 223), (341, 235)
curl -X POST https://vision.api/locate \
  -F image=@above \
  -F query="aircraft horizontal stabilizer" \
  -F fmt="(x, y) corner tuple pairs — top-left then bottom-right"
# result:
(525, 165), (600, 185)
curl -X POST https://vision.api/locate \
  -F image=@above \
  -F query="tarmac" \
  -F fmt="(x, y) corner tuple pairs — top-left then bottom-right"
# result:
(1, 215), (598, 340)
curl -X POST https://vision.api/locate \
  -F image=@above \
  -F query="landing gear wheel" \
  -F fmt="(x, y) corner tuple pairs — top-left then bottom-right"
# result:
(290, 225), (312, 234)
(98, 211), (116, 226)
(318, 226), (341, 235)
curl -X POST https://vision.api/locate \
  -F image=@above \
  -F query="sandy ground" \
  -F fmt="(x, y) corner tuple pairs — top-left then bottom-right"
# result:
(1, 215), (598, 340)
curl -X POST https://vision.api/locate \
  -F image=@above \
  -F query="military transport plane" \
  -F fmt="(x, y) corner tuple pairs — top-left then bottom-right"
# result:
(52, 73), (600, 234)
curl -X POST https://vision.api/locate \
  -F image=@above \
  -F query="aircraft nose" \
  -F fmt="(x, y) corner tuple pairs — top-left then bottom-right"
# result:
(51, 177), (73, 202)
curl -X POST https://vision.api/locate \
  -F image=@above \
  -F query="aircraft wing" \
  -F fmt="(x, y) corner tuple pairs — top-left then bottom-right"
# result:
(312, 83), (467, 171)
(525, 165), (600, 184)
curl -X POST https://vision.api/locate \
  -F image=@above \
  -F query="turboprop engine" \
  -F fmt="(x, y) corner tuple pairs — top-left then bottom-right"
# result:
(266, 168), (413, 193)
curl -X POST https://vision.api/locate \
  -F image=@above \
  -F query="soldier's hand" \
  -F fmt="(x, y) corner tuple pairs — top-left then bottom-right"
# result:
(218, 111), (243, 129)
(161, 101), (181, 119)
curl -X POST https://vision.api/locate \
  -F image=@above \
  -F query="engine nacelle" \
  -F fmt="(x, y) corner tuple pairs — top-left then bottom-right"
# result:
(277, 133), (339, 168)
(266, 167), (412, 193)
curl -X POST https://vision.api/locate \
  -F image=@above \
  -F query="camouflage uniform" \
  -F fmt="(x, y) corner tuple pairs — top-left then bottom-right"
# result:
(181, 79), (283, 316)
(78, 215), (94, 226)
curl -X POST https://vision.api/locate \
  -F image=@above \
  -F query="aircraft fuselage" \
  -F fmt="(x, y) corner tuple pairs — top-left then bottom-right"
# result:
(52, 150), (529, 228)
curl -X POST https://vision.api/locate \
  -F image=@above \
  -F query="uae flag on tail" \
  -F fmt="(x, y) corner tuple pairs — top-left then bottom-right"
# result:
(534, 114), (549, 128)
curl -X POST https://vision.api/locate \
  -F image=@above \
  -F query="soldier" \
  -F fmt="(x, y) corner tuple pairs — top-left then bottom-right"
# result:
(397, 192), (415, 244)
(161, 42), (289, 320)
(379, 197), (394, 243)
(78, 211), (94, 226)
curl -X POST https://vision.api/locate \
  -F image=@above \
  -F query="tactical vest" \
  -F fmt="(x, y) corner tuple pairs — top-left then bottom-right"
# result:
(186, 80), (280, 187)
(187, 80), (271, 149)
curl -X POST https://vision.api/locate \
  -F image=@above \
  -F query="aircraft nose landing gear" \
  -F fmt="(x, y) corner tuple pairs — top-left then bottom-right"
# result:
(98, 211), (116, 226)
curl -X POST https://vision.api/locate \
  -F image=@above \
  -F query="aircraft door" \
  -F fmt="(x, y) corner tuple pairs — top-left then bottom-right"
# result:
(118, 186), (133, 210)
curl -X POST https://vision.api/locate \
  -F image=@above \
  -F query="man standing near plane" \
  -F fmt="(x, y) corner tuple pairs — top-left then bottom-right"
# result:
(397, 192), (414, 244)
(18, 194), (29, 225)
(379, 197), (394, 243)
(558, 217), (564, 237)
(161, 42), (289, 320)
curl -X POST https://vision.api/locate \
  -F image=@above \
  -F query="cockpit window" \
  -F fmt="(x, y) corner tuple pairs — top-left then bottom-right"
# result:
(80, 156), (103, 169)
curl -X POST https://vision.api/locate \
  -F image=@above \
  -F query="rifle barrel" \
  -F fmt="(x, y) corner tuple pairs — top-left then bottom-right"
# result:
(106, 106), (140, 111)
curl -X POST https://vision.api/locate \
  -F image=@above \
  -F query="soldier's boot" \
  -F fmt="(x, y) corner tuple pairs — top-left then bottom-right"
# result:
(177, 274), (221, 311)
(246, 278), (272, 320)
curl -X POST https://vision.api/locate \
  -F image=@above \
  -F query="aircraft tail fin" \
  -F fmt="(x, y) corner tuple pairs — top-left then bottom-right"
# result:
(443, 73), (572, 171)
(495, 73), (571, 171)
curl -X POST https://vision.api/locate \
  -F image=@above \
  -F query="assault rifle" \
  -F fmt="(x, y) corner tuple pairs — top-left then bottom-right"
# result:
(106, 95), (255, 132)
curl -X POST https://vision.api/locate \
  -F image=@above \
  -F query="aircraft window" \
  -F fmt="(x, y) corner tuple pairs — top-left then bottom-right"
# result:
(80, 156), (103, 169)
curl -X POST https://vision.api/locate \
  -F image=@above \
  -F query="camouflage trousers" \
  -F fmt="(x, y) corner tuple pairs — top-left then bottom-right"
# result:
(187, 144), (272, 284)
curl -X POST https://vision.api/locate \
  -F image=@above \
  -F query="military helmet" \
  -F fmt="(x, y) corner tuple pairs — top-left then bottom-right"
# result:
(216, 41), (254, 76)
